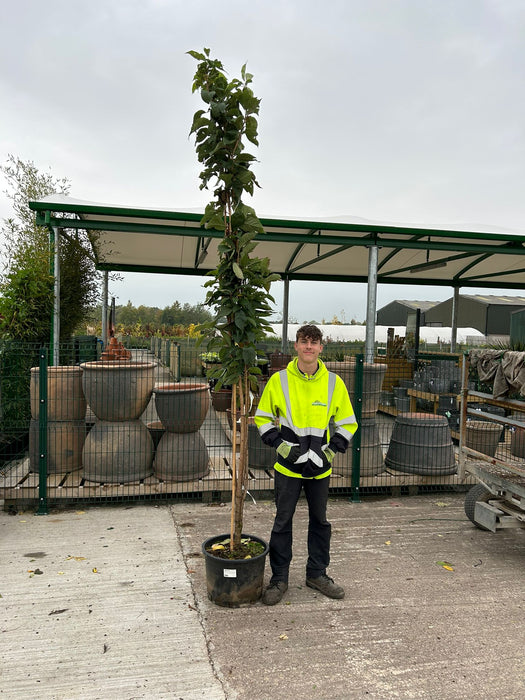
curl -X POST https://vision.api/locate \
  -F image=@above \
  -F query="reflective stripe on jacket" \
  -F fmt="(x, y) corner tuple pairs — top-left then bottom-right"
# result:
(254, 358), (357, 479)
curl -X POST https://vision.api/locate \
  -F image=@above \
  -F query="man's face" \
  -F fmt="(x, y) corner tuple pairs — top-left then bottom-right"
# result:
(294, 335), (323, 366)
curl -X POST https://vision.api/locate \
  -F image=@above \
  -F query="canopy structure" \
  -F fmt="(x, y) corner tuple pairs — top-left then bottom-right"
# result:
(30, 195), (525, 287)
(29, 195), (525, 361)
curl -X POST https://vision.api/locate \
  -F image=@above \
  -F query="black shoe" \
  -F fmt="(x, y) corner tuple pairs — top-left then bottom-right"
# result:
(262, 581), (288, 605)
(306, 574), (345, 599)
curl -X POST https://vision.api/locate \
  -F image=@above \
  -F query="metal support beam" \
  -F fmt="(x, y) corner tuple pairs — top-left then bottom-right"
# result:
(50, 227), (61, 366)
(365, 245), (378, 363)
(101, 271), (109, 348)
(450, 287), (459, 352)
(281, 278), (290, 353)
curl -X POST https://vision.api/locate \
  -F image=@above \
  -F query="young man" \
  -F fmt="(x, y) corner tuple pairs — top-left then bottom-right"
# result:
(255, 325), (357, 605)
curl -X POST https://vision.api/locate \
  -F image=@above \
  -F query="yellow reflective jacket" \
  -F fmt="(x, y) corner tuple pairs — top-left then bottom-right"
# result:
(254, 358), (357, 479)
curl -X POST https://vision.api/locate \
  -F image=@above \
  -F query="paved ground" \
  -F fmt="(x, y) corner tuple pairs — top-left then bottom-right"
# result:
(1, 492), (524, 699)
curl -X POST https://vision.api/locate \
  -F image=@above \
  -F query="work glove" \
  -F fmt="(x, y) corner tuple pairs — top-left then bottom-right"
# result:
(276, 441), (302, 463)
(322, 446), (336, 466)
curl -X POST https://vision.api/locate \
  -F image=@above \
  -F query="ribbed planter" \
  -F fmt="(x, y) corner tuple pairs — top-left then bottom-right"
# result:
(332, 417), (384, 477)
(29, 419), (86, 473)
(82, 420), (154, 483)
(202, 533), (269, 607)
(248, 423), (276, 470)
(30, 366), (86, 421)
(325, 360), (387, 417)
(153, 431), (209, 481)
(154, 382), (210, 433)
(80, 360), (156, 421)
(385, 412), (456, 475)
(466, 420), (502, 458)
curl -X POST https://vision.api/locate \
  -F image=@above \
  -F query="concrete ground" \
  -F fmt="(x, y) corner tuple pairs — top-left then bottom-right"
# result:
(1, 492), (524, 699)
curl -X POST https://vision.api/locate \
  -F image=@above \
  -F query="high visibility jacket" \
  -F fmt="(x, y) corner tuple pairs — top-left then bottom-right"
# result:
(254, 358), (357, 479)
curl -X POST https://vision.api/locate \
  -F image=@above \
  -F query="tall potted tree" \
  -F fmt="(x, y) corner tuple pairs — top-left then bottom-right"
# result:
(188, 48), (279, 605)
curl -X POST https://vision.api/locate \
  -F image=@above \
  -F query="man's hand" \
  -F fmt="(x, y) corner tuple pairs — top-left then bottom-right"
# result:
(322, 446), (336, 465)
(276, 441), (302, 463)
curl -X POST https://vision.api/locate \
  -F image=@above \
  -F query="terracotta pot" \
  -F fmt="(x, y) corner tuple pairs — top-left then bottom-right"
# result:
(80, 360), (156, 421)
(211, 388), (232, 412)
(30, 366), (86, 421)
(154, 382), (210, 433)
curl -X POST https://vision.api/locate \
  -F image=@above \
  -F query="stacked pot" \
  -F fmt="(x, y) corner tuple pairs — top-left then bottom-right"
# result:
(80, 361), (156, 483)
(325, 359), (387, 477)
(153, 382), (210, 481)
(29, 366), (87, 474)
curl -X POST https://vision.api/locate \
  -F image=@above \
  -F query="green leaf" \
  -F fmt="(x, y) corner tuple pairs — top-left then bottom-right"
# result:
(245, 116), (259, 145)
(232, 262), (244, 279)
(187, 50), (206, 61)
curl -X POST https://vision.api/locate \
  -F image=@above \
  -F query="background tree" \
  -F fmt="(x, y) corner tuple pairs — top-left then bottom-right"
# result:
(0, 155), (100, 342)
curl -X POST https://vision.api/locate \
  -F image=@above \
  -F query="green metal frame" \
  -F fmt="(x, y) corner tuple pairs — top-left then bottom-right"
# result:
(29, 198), (525, 289)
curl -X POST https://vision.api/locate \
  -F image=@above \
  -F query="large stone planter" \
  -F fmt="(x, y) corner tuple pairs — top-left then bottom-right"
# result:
(80, 360), (156, 421)
(30, 366), (86, 421)
(154, 382), (210, 433)
(29, 419), (86, 473)
(82, 420), (154, 483)
(154, 431), (209, 481)
(80, 360), (156, 483)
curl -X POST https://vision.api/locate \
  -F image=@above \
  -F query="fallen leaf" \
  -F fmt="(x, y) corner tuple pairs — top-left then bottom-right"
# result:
(385, 540), (391, 545)
(75, 510), (86, 515)
(436, 560), (454, 571)
(279, 634), (288, 640)
(435, 501), (449, 507)
(49, 609), (68, 615)
(57, 571), (65, 575)
(66, 556), (86, 561)
(92, 568), (99, 573)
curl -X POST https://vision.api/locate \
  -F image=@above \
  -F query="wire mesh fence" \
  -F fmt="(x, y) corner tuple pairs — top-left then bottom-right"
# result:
(5, 337), (524, 511)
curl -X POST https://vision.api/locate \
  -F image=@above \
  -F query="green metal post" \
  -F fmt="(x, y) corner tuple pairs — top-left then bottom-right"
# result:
(36, 347), (48, 515)
(48, 228), (55, 357)
(350, 354), (363, 503)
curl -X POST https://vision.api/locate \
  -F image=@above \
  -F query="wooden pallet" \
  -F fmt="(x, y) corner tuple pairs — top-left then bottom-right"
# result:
(0, 456), (277, 502)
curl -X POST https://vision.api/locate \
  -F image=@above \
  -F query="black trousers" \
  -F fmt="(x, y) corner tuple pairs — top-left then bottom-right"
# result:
(269, 470), (331, 583)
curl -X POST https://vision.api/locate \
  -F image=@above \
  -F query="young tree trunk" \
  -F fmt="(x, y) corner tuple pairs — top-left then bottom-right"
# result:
(230, 370), (250, 550)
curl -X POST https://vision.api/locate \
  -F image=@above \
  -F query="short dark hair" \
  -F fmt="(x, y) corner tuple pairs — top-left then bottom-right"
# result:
(296, 324), (323, 343)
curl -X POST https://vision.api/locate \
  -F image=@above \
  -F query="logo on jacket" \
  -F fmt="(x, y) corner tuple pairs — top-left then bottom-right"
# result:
(311, 400), (327, 407)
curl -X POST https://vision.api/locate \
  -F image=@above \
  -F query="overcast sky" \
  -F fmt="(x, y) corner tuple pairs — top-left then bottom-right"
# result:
(2, 0), (525, 322)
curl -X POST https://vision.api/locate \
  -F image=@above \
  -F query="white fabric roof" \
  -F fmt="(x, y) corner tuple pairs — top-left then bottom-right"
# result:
(269, 324), (484, 343)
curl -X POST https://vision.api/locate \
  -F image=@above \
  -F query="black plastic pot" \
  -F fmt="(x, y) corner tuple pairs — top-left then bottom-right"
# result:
(202, 533), (269, 607)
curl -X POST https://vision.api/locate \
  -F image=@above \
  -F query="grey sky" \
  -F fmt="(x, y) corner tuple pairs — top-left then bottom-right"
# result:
(2, 0), (524, 322)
